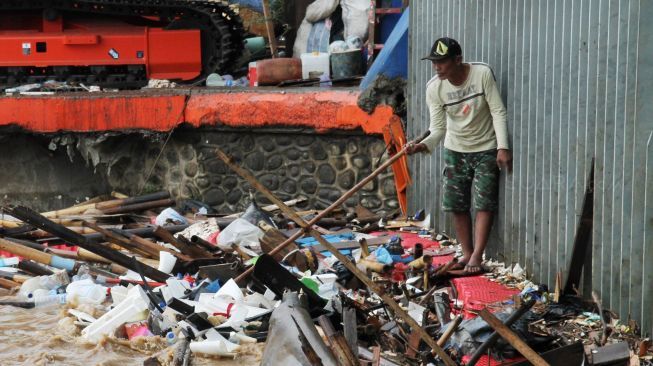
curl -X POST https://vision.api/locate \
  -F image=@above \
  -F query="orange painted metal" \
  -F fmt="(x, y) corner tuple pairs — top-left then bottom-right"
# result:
(0, 89), (393, 134)
(0, 17), (201, 80)
(382, 116), (411, 214)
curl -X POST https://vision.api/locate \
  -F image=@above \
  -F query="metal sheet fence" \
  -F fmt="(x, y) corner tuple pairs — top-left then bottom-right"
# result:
(407, 0), (653, 334)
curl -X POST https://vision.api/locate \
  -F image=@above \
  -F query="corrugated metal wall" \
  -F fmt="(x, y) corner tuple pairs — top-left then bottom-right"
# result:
(408, 0), (653, 334)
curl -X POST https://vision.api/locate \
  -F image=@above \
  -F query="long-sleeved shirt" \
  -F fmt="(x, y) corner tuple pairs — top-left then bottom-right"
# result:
(420, 63), (510, 153)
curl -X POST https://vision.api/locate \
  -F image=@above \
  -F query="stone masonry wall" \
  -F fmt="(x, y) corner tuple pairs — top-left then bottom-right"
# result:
(11, 128), (398, 213)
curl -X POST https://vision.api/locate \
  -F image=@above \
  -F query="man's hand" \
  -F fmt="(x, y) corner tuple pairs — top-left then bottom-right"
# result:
(497, 149), (512, 173)
(405, 141), (428, 155)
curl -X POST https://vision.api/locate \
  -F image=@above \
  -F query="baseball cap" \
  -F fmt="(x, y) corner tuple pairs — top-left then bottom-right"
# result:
(421, 37), (462, 61)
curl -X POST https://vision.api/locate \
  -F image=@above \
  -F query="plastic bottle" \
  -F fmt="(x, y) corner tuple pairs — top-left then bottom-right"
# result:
(166, 331), (177, 345)
(33, 293), (67, 307)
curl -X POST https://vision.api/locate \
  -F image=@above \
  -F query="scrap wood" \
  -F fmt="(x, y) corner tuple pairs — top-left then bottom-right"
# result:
(437, 314), (463, 347)
(40, 191), (170, 218)
(82, 221), (154, 258)
(317, 315), (358, 366)
(467, 299), (536, 366)
(5, 205), (171, 283)
(215, 147), (457, 366)
(291, 315), (325, 366)
(153, 226), (207, 259)
(478, 308), (549, 366)
(217, 146), (410, 284)
(258, 221), (299, 261)
(224, 197), (307, 218)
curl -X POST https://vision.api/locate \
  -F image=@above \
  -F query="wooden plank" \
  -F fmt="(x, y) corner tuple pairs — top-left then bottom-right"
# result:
(478, 309), (550, 366)
(342, 306), (359, 359)
(224, 197), (306, 218)
(317, 315), (358, 366)
(216, 147), (456, 366)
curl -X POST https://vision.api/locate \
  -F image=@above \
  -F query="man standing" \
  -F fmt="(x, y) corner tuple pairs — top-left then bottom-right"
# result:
(406, 37), (512, 274)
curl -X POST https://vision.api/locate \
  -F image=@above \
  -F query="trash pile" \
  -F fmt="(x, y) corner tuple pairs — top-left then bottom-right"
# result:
(0, 149), (651, 366)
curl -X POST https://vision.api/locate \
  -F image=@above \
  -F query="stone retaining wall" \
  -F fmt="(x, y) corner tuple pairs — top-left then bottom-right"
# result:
(2, 129), (398, 213)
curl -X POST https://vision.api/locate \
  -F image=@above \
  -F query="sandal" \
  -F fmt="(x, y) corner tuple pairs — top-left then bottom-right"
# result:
(463, 263), (486, 274)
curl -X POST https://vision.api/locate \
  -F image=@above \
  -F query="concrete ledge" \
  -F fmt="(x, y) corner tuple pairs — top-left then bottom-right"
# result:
(0, 88), (396, 134)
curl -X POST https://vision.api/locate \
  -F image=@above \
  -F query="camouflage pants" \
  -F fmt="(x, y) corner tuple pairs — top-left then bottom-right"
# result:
(442, 148), (499, 212)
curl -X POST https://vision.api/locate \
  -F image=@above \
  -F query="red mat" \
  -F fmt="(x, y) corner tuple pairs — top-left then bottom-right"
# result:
(452, 276), (520, 318)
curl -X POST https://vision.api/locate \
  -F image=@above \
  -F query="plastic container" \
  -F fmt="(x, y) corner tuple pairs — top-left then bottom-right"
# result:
(300, 52), (330, 79)
(244, 36), (266, 58)
(250, 58), (302, 86)
(330, 49), (363, 78)
(19, 276), (46, 297)
(158, 251), (177, 275)
(66, 279), (107, 304)
(248, 62), (258, 86)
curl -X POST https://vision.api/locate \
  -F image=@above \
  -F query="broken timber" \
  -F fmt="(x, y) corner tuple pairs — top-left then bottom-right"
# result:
(216, 146), (409, 283)
(4, 206), (171, 283)
(478, 308), (549, 366)
(215, 147), (457, 366)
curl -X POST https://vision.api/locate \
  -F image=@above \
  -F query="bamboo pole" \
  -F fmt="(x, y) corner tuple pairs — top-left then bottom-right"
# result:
(0, 237), (77, 271)
(4, 206), (170, 283)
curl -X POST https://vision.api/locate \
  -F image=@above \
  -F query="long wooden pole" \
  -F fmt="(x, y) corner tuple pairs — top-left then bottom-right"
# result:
(218, 147), (409, 283)
(478, 309), (549, 366)
(215, 148), (455, 366)
(261, 0), (278, 58)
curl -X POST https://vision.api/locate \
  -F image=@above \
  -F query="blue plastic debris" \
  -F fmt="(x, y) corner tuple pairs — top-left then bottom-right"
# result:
(296, 233), (357, 257)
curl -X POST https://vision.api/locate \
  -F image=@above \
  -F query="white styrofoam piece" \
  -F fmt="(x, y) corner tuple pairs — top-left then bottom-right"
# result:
(81, 285), (150, 342)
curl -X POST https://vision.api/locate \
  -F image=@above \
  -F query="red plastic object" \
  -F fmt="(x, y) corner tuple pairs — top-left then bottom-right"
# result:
(206, 230), (220, 245)
(124, 321), (153, 340)
(183, 274), (195, 286)
(0, 15), (201, 80)
(391, 263), (407, 282)
(452, 276), (519, 318)
(461, 355), (525, 365)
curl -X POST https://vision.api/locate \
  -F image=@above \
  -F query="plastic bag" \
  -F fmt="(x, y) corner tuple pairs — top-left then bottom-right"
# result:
(217, 218), (264, 253)
(304, 0), (339, 23)
(341, 0), (369, 41)
(155, 207), (188, 226)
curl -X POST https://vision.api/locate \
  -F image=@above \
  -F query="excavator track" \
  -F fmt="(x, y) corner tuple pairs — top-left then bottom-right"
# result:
(0, 0), (245, 88)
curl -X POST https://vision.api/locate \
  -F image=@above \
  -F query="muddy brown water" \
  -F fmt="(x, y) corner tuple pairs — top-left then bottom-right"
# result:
(0, 300), (263, 366)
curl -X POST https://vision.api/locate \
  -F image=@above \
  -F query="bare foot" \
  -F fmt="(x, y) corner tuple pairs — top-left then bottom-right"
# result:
(464, 255), (484, 274)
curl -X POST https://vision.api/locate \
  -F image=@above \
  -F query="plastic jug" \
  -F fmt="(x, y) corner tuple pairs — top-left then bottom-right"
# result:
(300, 52), (330, 79)
(66, 279), (107, 305)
